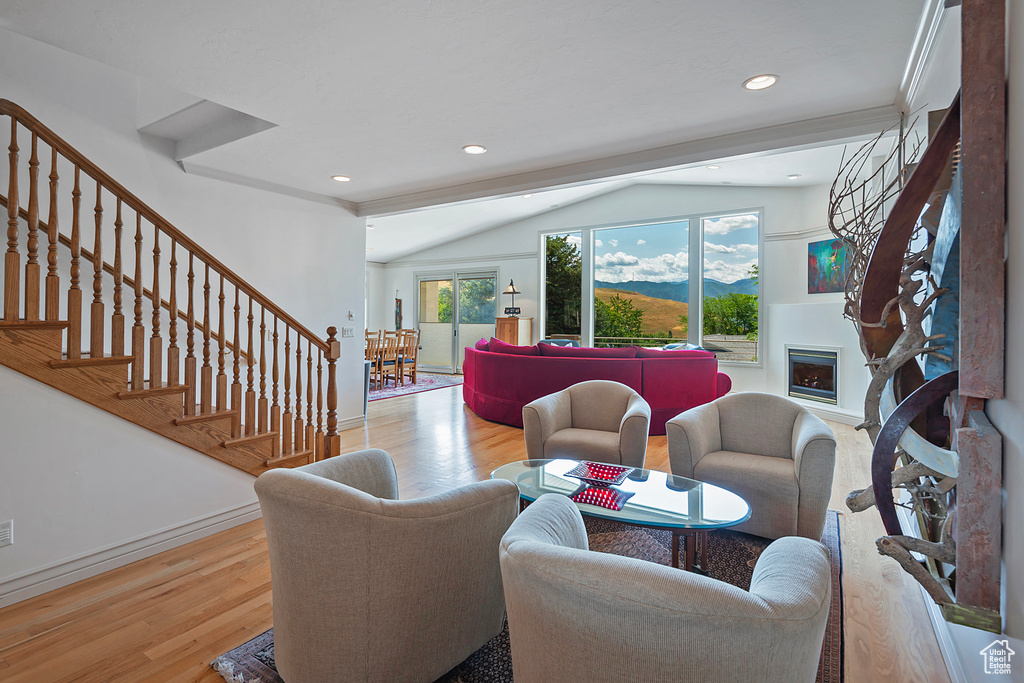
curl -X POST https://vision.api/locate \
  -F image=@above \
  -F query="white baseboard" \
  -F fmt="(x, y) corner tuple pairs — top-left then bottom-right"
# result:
(0, 501), (263, 609)
(803, 403), (864, 427)
(337, 414), (366, 431)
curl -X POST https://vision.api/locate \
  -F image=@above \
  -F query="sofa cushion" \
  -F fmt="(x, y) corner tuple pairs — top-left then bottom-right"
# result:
(636, 347), (714, 359)
(475, 338), (490, 351)
(694, 450), (799, 538)
(538, 344), (637, 358)
(544, 428), (621, 464)
(488, 337), (539, 355)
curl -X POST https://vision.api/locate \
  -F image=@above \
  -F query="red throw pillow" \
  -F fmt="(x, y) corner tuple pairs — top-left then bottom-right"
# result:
(538, 344), (638, 358)
(636, 347), (714, 358)
(487, 337), (540, 355)
(474, 338), (490, 351)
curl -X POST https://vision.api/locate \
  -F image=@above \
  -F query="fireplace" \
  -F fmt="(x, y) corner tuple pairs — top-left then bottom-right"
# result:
(787, 348), (838, 405)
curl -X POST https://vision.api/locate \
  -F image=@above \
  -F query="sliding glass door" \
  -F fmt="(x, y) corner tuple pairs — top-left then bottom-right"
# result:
(417, 271), (497, 373)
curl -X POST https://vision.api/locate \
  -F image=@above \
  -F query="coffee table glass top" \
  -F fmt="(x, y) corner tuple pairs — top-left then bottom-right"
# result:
(491, 459), (750, 530)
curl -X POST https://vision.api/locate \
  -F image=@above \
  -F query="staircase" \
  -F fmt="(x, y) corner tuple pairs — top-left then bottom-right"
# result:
(0, 99), (341, 476)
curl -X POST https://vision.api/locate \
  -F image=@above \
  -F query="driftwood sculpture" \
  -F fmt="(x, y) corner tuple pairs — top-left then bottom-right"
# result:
(828, 97), (964, 610)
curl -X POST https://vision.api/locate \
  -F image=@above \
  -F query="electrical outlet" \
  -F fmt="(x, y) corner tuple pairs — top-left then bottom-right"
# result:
(0, 520), (12, 548)
(341, 327), (355, 338)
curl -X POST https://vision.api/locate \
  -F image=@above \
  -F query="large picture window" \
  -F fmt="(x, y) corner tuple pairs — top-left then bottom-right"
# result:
(541, 211), (760, 363)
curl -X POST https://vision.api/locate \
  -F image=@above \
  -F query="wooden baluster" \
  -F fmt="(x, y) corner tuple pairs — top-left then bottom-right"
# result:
(5, 118), (20, 321)
(282, 326), (293, 455)
(271, 316), (280, 456)
(246, 297), (256, 436)
(150, 225), (162, 386)
(167, 239), (178, 386)
(200, 264), (212, 414)
(325, 327), (341, 460)
(316, 346), (324, 460)
(258, 306), (267, 434)
(184, 252), (196, 416)
(45, 148), (60, 321)
(230, 284), (241, 437)
(217, 275), (227, 411)
(111, 199), (124, 356)
(131, 213), (144, 388)
(294, 335), (304, 453)
(90, 181), (104, 357)
(24, 133), (39, 320)
(305, 339), (314, 456)
(67, 167), (82, 358)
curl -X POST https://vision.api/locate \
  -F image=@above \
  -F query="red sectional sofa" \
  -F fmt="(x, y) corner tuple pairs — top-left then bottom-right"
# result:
(462, 339), (731, 435)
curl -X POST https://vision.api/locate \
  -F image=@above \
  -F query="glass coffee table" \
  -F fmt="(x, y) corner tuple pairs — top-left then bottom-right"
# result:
(491, 459), (750, 571)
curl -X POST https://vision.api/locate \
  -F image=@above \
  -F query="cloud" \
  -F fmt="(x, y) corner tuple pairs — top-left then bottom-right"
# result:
(597, 251), (640, 267)
(703, 258), (757, 283)
(609, 239), (619, 247)
(637, 239), (646, 245)
(566, 234), (582, 247)
(595, 239), (603, 247)
(596, 250), (689, 283)
(705, 243), (736, 254)
(703, 214), (758, 235)
(704, 242), (758, 255)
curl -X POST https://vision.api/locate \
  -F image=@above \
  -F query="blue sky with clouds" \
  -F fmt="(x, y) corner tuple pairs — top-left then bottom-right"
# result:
(585, 213), (758, 284)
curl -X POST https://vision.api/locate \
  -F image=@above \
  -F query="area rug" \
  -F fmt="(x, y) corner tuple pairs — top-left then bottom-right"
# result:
(211, 511), (842, 683)
(368, 372), (463, 401)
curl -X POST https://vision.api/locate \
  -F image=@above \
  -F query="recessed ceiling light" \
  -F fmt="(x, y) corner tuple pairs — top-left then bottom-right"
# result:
(742, 74), (778, 91)
(706, 165), (721, 170)
(522, 193), (533, 198)
(367, 224), (376, 230)
(462, 144), (487, 155)
(787, 174), (802, 180)
(332, 175), (351, 182)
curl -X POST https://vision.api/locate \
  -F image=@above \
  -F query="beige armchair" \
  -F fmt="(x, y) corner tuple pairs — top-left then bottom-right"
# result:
(666, 392), (836, 540)
(499, 494), (832, 683)
(254, 448), (520, 683)
(523, 380), (650, 468)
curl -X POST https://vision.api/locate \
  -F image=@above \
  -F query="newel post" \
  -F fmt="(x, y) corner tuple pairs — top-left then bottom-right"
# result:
(324, 326), (341, 459)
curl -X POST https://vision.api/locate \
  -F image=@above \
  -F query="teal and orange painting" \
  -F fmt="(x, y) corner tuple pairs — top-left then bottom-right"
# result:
(807, 239), (852, 294)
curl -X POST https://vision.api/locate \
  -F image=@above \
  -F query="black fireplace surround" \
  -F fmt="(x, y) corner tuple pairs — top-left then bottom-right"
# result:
(788, 349), (838, 405)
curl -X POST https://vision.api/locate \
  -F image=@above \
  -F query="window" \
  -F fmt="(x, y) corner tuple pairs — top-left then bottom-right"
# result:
(541, 210), (760, 363)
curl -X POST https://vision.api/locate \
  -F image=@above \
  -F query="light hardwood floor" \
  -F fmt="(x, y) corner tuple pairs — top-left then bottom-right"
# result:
(0, 386), (952, 682)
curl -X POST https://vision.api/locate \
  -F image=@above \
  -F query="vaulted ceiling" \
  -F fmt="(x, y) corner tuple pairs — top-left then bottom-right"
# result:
(1, 0), (930, 219)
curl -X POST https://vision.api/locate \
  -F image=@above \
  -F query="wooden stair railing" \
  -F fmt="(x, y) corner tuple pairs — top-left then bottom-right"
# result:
(0, 99), (341, 475)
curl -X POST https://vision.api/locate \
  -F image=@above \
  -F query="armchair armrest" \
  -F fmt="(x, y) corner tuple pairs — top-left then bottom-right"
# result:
(665, 402), (721, 477)
(791, 410), (837, 538)
(523, 389), (572, 459)
(618, 394), (651, 468)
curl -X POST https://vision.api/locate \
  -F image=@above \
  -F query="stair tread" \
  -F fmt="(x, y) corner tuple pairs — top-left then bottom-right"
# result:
(117, 383), (188, 399)
(50, 354), (134, 368)
(174, 409), (238, 426)
(223, 431), (280, 448)
(0, 319), (69, 330)
(265, 449), (314, 468)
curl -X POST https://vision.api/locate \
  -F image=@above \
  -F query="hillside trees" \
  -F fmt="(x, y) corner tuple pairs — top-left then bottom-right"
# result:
(594, 294), (645, 341)
(545, 235), (582, 335)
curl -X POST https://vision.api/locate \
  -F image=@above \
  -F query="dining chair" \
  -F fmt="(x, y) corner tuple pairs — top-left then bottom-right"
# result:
(380, 332), (401, 388)
(399, 328), (419, 385)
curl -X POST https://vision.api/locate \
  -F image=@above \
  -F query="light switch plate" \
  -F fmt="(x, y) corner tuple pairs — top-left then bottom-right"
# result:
(341, 327), (355, 338)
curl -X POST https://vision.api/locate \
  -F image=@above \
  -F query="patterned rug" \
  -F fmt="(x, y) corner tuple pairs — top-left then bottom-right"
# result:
(368, 372), (463, 401)
(211, 512), (842, 683)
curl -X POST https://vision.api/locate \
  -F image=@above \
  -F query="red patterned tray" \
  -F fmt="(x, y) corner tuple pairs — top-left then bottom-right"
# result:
(570, 484), (635, 511)
(564, 461), (634, 486)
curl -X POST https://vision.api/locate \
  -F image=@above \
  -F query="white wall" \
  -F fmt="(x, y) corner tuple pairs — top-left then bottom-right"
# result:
(376, 181), (869, 420)
(0, 29), (366, 602)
